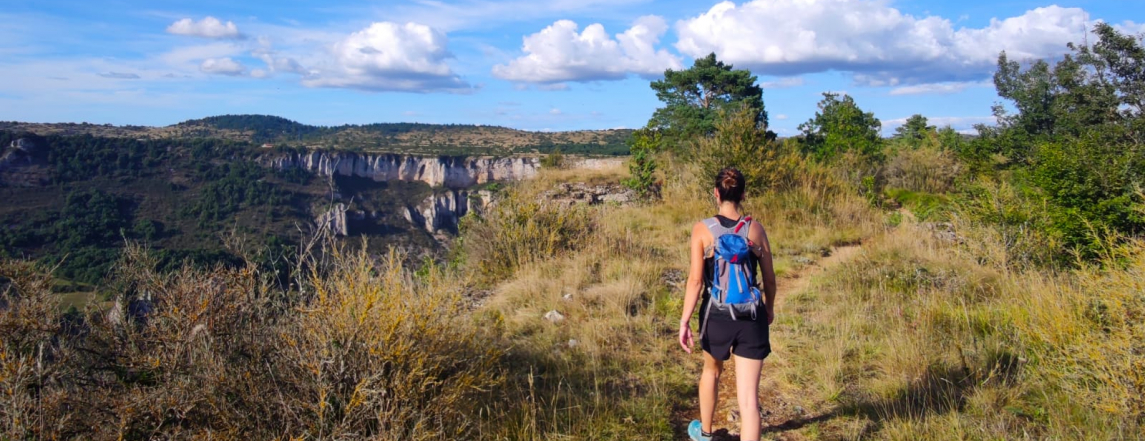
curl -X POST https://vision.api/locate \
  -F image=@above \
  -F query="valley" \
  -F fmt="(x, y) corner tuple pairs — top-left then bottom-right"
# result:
(0, 115), (628, 297)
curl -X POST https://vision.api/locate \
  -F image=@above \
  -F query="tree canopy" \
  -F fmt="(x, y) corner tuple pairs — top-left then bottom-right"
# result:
(798, 93), (883, 162)
(893, 114), (936, 148)
(648, 53), (771, 151)
(979, 23), (1145, 257)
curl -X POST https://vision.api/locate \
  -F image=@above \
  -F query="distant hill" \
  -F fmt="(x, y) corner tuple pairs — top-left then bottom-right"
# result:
(0, 115), (634, 156)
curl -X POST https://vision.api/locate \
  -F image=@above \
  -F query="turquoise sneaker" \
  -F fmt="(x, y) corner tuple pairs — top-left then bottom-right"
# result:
(687, 419), (712, 440)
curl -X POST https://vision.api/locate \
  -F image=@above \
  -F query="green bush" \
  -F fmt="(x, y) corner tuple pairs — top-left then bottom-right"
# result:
(693, 104), (802, 193)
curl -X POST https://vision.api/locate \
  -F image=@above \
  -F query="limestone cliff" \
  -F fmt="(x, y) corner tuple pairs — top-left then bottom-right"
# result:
(266, 152), (539, 188)
(404, 190), (494, 235)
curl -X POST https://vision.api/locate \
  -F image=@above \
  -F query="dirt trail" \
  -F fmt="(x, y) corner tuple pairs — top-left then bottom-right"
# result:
(681, 244), (863, 441)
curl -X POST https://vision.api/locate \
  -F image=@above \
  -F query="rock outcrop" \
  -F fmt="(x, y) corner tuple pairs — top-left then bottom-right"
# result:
(542, 183), (636, 207)
(404, 189), (495, 234)
(316, 203), (350, 236)
(0, 138), (51, 186)
(266, 152), (539, 188)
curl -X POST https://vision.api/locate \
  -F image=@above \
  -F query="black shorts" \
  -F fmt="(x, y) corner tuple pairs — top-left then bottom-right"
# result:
(701, 318), (771, 361)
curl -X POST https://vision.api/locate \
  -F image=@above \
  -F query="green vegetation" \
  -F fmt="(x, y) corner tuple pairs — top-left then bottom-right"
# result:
(799, 92), (884, 162)
(649, 53), (774, 153)
(181, 161), (289, 225)
(3, 23), (1145, 441)
(622, 127), (661, 200)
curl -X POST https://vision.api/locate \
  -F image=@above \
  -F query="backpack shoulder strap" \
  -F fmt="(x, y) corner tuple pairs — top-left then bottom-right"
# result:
(704, 217), (735, 237)
(732, 216), (752, 239)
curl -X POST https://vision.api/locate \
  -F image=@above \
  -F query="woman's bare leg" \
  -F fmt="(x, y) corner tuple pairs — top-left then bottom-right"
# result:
(700, 351), (723, 433)
(734, 354), (763, 441)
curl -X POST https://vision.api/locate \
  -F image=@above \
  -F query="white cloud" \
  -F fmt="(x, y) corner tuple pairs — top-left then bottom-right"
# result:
(252, 49), (309, 78)
(158, 42), (245, 71)
(98, 72), (140, 79)
(493, 16), (683, 84)
(301, 22), (469, 92)
(200, 57), (246, 76)
(550, 108), (562, 115)
(167, 17), (243, 39)
(883, 115), (996, 134)
(775, 114), (789, 120)
(1112, 20), (1145, 36)
(386, 0), (650, 32)
(676, 1), (1094, 85)
(889, 81), (988, 96)
(760, 77), (804, 89)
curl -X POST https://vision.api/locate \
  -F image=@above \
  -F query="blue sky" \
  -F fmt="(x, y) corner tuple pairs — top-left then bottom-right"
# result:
(0, 0), (1141, 136)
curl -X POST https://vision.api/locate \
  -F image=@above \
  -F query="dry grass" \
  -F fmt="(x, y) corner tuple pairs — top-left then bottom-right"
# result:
(1, 241), (500, 440)
(769, 217), (1145, 440)
(461, 155), (885, 439)
(883, 146), (963, 194)
(15, 139), (1137, 441)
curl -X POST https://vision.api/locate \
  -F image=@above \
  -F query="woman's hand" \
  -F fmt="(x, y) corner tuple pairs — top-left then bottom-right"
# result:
(766, 305), (775, 325)
(678, 320), (694, 353)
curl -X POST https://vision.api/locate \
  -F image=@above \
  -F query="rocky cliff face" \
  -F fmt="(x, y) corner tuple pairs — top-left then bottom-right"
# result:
(266, 152), (539, 188)
(404, 190), (494, 235)
(0, 138), (50, 186)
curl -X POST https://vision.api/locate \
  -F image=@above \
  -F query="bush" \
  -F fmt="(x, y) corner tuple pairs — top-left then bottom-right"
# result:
(458, 189), (595, 283)
(884, 144), (963, 194)
(540, 148), (565, 169)
(692, 104), (802, 194)
(0, 241), (501, 440)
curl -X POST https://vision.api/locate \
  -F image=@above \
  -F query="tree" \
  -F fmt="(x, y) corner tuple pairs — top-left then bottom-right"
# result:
(985, 23), (1145, 259)
(623, 127), (661, 200)
(894, 114), (935, 148)
(648, 53), (773, 153)
(798, 93), (883, 162)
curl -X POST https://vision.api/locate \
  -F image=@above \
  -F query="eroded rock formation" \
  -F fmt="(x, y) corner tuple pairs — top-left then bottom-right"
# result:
(266, 152), (539, 188)
(404, 189), (495, 235)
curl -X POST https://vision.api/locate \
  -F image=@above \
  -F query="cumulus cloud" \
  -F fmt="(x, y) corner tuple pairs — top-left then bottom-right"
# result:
(98, 72), (140, 79)
(675, 1), (1094, 85)
(301, 22), (469, 92)
(251, 48), (309, 79)
(493, 16), (683, 85)
(167, 17), (243, 39)
(200, 57), (246, 76)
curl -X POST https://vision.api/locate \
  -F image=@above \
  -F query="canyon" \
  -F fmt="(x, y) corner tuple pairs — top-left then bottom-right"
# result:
(265, 151), (540, 188)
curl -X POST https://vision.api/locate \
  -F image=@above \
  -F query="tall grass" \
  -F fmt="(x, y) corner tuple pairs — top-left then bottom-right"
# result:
(1, 241), (500, 439)
(772, 219), (1144, 440)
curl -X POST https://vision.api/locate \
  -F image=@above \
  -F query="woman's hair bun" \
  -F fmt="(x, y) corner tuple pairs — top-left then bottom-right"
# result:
(715, 167), (745, 203)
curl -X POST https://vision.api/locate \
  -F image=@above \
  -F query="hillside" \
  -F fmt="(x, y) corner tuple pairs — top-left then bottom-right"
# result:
(0, 114), (633, 156)
(0, 127), (578, 296)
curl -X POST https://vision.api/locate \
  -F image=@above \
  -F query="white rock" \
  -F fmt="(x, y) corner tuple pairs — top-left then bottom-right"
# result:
(543, 310), (565, 322)
(266, 152), (539, 188)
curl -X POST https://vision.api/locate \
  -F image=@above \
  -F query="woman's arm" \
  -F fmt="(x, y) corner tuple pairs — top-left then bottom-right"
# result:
(678, 221), (707, 353)
(751, 222), (777, 324)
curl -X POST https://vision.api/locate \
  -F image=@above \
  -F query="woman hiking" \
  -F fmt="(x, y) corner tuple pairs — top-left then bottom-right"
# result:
(679, 167), (777, 441)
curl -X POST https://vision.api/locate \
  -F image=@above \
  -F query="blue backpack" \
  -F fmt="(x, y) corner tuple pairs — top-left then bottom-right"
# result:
(700, 216), (762, 337)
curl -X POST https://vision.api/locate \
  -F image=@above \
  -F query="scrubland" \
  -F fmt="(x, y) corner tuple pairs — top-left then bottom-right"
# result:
(5, 126), (1145, 440)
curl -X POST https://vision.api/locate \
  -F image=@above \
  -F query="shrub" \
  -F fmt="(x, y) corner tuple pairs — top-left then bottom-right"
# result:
(0, 240), (501, 440)
(540, 148), (565, 169)
(884, 144), (963, 194)
(622, 127), (661, 200)
(692, 104), (802, 194)
(459, 188), (595, 283)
